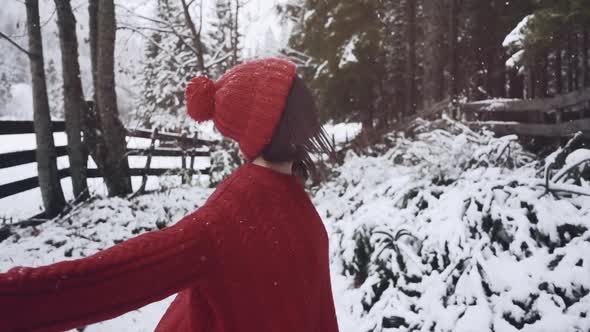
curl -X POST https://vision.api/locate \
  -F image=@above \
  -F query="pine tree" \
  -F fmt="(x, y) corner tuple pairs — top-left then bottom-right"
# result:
(46, 58), (63, 119)
(0, 50), (28, 112)
(0, 73), (11, 109)
(284, 0), (588, 138)
(289, 0), (385, 131)
(135, 0), (239, 132)
(522, 0), (590, 95)
(136, 0), (205, 131)
(378, 0), (408, 123)
(208, 0), (240, 75)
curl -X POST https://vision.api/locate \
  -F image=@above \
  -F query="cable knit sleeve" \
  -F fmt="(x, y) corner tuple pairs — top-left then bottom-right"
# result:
(0, 207), (218, 332)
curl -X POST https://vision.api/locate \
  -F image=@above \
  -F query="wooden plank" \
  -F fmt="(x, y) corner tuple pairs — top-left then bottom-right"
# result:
(0, 166), (211, 199)
(126, 168), (211, 176)
(0, 176), (40, 199)
(126, 128), (214, 146)
(86, 168), (100, 178)
(86, 167), (210, 178)
(462, 108), (550, 124)
(0, 121), (66, 135)
(469, 118), (590, 137)
(463, 99), (545, 113)
(126, 148), (210, 157)
(0, 169), (70, 199)
(463, 87), (590, 114)
(0, 146), (69, 169)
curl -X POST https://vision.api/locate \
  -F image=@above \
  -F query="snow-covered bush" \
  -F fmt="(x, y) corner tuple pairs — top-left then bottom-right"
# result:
(209, 138), (243, 187)
(314, 117), (590, 332)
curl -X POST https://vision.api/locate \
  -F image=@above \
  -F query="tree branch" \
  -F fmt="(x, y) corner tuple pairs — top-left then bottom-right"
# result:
(116, 26), (182, 66)
(115, 3), (179, 27)
(162, 1), (199, 56)
(552, 157), (590, 183)
(117, 24), (186, 37)
(204, 52), (234, 70)
(0, 31), (34, 57)
(180, 0), (206, 73)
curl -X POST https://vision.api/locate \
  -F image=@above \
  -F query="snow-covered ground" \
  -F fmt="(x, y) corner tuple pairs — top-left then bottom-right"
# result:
(1, 118), (589, 331)
(323, 121), (362, 147)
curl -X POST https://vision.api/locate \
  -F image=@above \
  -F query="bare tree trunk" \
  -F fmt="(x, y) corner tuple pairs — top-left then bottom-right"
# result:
(507, 67), (524, 99)
(448, 0), (459, 99)
(583, 26), (589, 87)
(554, 48), (563, 94)
(89, 0), (99, 103)
(96, 0), (132, 196)
(405, 0), (417, 115)
(525, 67), (535, 99)
(55, 0), (88, 200)
(86, 0), (107, 173)
(492, 51), (507, 98)
(535, 54), (549, 98)
(567, 32), (575, 92)
(572, 31), (579, 91)
(423, 0), (446, 107)
(180, 0), (206, 73)
(25, 0), (66, 217)
(232, 0), (239, 66)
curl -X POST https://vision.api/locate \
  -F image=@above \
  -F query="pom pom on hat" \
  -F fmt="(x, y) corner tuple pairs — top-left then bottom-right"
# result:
(185, 76), (216, 122)
(184, 58), (297, 160)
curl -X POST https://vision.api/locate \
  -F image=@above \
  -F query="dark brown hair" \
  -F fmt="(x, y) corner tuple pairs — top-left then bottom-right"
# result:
(260, 76), (334, 179)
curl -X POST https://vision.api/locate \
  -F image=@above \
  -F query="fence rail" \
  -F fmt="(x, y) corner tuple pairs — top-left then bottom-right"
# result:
(0, 121), (214, 200)
(461, 87), (590, 137)
(0, 146), (68, 169)
(0, 120), (66, 135)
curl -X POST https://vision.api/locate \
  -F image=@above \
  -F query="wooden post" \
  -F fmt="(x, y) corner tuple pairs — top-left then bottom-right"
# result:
(180, 132), (188, 184)
(555, 108), (562, 124)
(130, 127), (157, 198)
(188, 133), (198, 183)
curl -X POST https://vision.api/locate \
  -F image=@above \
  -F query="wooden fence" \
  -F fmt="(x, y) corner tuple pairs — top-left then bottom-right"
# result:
(0, 120), (214, 200)
(461, 87), (590, 137)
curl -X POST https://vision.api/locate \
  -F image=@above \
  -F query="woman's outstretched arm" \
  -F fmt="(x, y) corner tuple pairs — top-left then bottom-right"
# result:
(0, 208), (217, 332)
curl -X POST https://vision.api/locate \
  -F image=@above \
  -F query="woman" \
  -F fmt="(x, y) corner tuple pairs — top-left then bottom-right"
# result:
(0, 58), (339, 332)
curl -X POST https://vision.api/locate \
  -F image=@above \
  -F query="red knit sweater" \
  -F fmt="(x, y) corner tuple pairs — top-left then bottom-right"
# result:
(0, 163), (339, 332)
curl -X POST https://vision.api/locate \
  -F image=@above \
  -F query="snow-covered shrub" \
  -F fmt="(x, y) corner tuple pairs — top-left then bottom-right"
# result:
(314, 117), (590, 332)
(209, 138), (243, 187)
(389, 116), (536, 183)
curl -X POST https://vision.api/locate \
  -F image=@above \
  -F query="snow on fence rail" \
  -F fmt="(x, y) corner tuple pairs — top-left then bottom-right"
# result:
(462, 87), (590, 137)
(0, 120), (215, 200)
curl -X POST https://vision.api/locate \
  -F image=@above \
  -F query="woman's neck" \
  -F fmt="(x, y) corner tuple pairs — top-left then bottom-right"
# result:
(251, 157), (293, 175)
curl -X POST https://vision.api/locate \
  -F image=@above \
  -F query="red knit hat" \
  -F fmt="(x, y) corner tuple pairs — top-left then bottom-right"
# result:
(185, 58), (297, 160)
